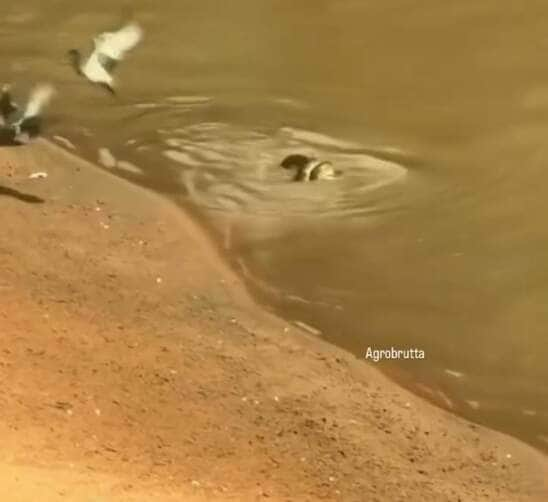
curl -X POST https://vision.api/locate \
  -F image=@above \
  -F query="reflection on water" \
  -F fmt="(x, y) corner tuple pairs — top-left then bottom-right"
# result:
(4, 0), (548, 450)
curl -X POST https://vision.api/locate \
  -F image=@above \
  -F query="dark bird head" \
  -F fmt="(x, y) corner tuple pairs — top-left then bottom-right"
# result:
(66, 49), (82, 72)
(280, 154), (317, 181)
(280, 154), (313, 171)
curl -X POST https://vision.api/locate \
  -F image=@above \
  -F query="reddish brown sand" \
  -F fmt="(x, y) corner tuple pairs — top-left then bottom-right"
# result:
(0, 140), (547, 501)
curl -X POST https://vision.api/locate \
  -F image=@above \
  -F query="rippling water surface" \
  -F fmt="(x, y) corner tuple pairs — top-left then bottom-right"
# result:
(4, 0), (548, 449)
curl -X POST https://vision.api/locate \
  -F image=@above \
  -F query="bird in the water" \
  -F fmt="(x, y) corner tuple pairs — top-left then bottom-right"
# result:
(67, 22), (143, 95)
(0, 83), (55, 145)
(280, 154), (341, 182)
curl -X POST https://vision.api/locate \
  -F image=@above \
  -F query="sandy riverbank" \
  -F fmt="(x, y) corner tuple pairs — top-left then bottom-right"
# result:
(0, 140), (546, 501)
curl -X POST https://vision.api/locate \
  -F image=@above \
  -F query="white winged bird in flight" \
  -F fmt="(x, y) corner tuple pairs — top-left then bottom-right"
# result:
(67, 22), (143, 94)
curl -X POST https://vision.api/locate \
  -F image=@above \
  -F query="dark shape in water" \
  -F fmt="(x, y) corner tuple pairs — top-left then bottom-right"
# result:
(280, 154), (341, 182)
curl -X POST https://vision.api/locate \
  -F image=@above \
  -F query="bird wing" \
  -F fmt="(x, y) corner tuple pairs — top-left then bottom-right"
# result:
(81, 50), (114, 85)
(21, 83), (55, 119)
(94, 22), (143, 61)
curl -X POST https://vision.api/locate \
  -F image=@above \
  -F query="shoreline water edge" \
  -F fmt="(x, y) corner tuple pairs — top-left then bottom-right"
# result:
(0, 139), (547, 501)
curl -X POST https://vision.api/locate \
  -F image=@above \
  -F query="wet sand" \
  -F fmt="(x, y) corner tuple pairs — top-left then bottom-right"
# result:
(0, 140), (547, 501)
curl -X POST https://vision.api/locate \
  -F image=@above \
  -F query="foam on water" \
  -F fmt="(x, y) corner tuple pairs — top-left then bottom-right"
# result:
(98, 147), (117, 169)
(165, 96), (212, 105)
(116, 160), (143, 175)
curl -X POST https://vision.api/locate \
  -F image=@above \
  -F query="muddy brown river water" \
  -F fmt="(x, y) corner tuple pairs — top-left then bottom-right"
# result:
(3, 0), (548, 450)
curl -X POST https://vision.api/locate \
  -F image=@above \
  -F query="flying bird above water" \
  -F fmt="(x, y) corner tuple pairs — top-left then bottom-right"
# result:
(0, 83), (55, 145)
(67, 22), (143, 94)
